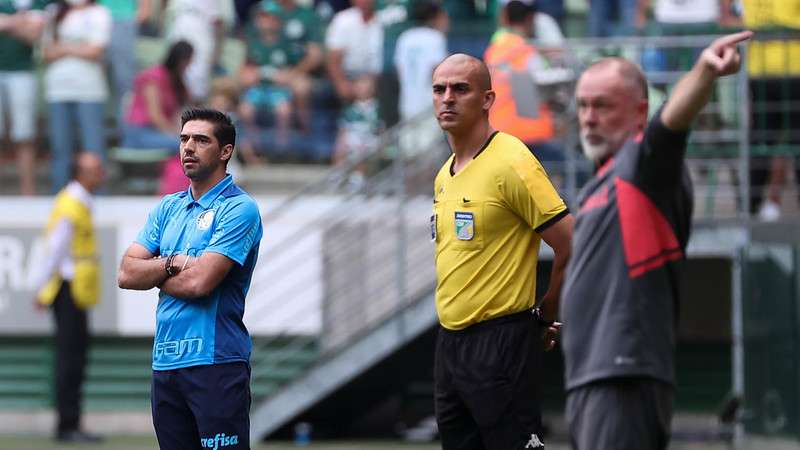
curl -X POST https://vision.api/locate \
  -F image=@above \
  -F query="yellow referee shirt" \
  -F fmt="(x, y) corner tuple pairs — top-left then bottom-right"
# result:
(433, 131), (567, 330)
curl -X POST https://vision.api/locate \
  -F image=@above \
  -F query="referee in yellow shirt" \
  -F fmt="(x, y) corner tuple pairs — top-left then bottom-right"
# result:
(430, 54), (574, 450)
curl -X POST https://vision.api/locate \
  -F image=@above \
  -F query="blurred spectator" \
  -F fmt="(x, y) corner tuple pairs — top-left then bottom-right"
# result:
(442, 0), (477, 19)
(533, 0), (564, 27)
(234, 0), (260, 26)
(376, 0), (411, 61)
(494, 0), (565, 49)
(743, 0), (800, 220)
(333, 75), (382, 179)
(484, 1), (569, 176)
(645, 0), (739, 28)
(275, 0), (324, 52)
(0, 0), (47, 196)
(373, 0), (409, 127)
(208, 76), (263, 167)
(314, 0), (350, 22)
(238, 2), (301, 151)
(393, 1), (447, 158)
(99, 0), (152, 124)
(394, 1), (448, 122)
(325, 0), (383, 103)
(122, 40), (194, 195)
(123, 40), (193, 151)
(274, 0), (324, 129)
(42, 0), (112, 194)
(164, 0), (226, 102)
(31, 152), (105, 443)
(587, 0), (643, 37)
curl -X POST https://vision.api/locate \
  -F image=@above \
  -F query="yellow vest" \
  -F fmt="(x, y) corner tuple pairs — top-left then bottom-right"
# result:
(37, 188), (100, 309)
(743, 0), (800, 76)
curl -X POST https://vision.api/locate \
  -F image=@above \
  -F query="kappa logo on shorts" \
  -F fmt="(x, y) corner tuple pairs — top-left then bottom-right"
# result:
(525, 433), (545, 448)
(454, 212), (474, 240)
(200, 433), (239, 449)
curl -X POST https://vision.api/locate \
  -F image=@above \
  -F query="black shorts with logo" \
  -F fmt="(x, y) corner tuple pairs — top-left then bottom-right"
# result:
(435, 310), (546, 450)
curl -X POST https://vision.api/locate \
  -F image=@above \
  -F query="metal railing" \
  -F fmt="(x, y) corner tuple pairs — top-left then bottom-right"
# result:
(246, 110), (447, 402)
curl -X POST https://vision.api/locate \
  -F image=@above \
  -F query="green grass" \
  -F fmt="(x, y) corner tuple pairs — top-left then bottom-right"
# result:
(0, 435), (731, 450)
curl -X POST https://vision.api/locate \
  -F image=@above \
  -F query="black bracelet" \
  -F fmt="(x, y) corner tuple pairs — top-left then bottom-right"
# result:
(165, 253), (178, 277)
(533, 307), (555, 327)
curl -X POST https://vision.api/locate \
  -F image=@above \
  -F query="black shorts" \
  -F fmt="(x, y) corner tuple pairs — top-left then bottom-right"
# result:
(434, 310), (546, 450)
(152, 362), (251, 450)
(566, 377), (673, 450)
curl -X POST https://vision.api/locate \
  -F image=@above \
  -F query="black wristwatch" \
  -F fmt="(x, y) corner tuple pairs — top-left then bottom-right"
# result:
(532, 307), (555, 327)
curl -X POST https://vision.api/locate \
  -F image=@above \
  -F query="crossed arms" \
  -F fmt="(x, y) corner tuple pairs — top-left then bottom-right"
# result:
(117, 243), (235, 299)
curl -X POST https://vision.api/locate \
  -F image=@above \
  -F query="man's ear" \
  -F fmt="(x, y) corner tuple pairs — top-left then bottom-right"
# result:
(220, 144), (234, 162)
(483, 89), (496, 112)
(637, 100), (649, 131)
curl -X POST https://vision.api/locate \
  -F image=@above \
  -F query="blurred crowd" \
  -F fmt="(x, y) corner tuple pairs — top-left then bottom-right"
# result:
(0, 0), (798, 219)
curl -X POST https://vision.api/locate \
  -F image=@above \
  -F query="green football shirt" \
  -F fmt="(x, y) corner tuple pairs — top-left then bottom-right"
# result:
(0, 0), (49, 71)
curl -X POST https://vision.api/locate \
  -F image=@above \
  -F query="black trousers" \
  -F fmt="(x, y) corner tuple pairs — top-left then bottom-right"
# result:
(52, 281), (89, 433)
(435, 311), (546, 450)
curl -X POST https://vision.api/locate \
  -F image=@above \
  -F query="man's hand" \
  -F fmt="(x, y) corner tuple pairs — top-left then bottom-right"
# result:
(543, 321), (562, 351)
(698, 30), (753, 78)
(661, 30), (752, 131)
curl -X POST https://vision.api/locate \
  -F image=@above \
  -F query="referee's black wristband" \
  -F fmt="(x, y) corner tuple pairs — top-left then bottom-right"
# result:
(533, 307), (554, 327)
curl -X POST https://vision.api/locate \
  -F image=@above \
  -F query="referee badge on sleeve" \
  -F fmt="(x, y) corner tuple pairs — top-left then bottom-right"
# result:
(454, 212), (474, 240)
(430, 214), (437, 242)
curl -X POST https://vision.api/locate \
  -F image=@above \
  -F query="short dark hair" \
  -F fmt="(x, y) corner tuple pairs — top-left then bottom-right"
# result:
(505, 0), (534, 26)
(412, 1), (443, 24)
(180, 108), (236, 149)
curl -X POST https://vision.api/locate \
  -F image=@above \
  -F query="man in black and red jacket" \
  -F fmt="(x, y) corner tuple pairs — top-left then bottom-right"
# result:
(560, 30), (753, 450)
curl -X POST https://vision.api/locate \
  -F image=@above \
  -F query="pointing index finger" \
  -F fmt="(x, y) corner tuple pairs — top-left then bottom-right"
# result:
(714, 30), (754, 49)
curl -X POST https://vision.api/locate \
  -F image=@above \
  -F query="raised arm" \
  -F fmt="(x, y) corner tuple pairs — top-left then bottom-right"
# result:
(117, 243), (168, 290)
(660, 30), (752, 131)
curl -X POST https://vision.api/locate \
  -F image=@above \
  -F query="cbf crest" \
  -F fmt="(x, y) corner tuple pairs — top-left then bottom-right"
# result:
(454, 212), (474, 240)
(197, 210), (215, 230)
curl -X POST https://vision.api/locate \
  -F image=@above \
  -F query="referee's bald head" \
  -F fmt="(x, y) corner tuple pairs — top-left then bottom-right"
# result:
(434, 53), (492, 91)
